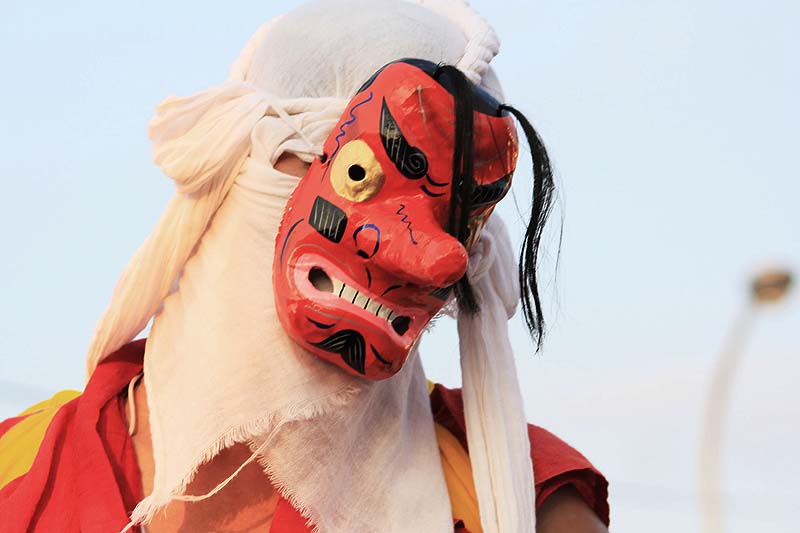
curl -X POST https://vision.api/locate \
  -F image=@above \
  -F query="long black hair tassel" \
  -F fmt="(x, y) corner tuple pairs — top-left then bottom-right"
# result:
(499, 104), (556, 350)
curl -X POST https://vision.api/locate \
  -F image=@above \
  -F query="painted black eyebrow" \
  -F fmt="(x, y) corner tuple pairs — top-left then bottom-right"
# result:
(472, 174), (511, 208)
(379, 98), (429, 180)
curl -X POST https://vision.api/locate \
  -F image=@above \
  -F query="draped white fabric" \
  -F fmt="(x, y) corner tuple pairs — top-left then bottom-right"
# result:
(87, 1), (538, 532)
(133, 152), (453, 531)
(459, 216), (537, 533)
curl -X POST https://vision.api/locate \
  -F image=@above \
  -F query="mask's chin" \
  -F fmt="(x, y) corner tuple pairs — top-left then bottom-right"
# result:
(280, 260), (440, 380)
(296, 301), (430, 380)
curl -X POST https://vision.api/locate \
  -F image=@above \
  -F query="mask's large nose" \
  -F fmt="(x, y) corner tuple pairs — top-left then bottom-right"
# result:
(370, 210), (469, 289)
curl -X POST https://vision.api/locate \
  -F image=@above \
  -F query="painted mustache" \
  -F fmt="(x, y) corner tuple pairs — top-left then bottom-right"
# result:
(311, 329), (366, 374)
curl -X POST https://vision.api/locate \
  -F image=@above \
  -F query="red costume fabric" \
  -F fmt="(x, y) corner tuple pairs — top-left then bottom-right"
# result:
(0, 340), (609, 532)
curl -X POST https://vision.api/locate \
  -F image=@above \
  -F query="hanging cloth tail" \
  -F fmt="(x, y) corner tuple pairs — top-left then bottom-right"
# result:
(85, 82), (274, 376)
(459, 215), (536, 533)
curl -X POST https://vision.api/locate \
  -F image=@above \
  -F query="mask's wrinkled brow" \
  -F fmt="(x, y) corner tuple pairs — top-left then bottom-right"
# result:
(379, 99), (429, 180)
(379, 95), (511, 212)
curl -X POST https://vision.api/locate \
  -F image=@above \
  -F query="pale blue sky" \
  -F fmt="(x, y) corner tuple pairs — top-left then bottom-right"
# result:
(1, 1), (797, 531)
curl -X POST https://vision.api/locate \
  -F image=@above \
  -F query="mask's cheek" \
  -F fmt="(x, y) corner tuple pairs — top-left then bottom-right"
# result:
(276, 216), (308, 274)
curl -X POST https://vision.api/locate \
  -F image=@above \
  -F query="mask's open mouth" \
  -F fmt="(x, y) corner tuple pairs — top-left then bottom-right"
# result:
(309, 267), (412, 336)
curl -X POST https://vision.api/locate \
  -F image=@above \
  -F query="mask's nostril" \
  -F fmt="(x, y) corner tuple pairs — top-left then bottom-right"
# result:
(309, 267), (333, 293)
(391, 316), (411, 336)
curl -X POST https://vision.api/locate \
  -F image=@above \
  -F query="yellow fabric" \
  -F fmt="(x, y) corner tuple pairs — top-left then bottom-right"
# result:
(435, 423), (482, 533)
(428, 380), (481, 531)
(0, 390), (81, 489)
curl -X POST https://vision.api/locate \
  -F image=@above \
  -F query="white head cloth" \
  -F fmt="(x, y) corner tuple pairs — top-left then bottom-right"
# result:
(86, 1), (535, 532)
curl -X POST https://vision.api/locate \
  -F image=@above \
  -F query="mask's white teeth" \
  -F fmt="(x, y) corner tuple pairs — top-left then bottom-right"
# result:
(340, 285), (357, 302)
(353, 292), (370, 309)
(366, 299), (383, 315)
(332, 279), (345, 297)
(328, 274), (400, 322)
(378, 306), (394, 321)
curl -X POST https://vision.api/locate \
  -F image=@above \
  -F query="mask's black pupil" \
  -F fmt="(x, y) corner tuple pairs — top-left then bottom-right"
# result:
(348, 164), (366, 181)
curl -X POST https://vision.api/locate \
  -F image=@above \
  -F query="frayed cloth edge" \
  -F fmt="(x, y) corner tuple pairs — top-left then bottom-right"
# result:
(124, 383), (362, 530)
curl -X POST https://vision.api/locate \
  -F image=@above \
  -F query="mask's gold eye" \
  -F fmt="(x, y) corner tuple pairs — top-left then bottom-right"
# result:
(330, 140), (385, 202)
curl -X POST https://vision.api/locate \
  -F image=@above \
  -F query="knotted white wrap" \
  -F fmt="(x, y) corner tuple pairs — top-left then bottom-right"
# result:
(87, 1), (536, 532)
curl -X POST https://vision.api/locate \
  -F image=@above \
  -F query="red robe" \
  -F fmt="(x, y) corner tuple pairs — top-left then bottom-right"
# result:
(0, 340), (609, 532)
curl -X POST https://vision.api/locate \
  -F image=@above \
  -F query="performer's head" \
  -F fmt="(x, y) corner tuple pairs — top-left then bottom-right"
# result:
(252, 2), (555, 380)
(86, 0), (554, 383)
(273, 59), (527, 378)
(86, 4), (552, 528)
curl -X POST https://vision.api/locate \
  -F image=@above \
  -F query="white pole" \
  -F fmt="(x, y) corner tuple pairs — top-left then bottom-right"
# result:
(698, 305), (755, 533)
(698, 269), (792, 533)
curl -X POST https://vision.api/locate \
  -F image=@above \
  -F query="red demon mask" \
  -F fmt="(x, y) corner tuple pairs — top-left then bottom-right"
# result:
(273, 59), (519, 379)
